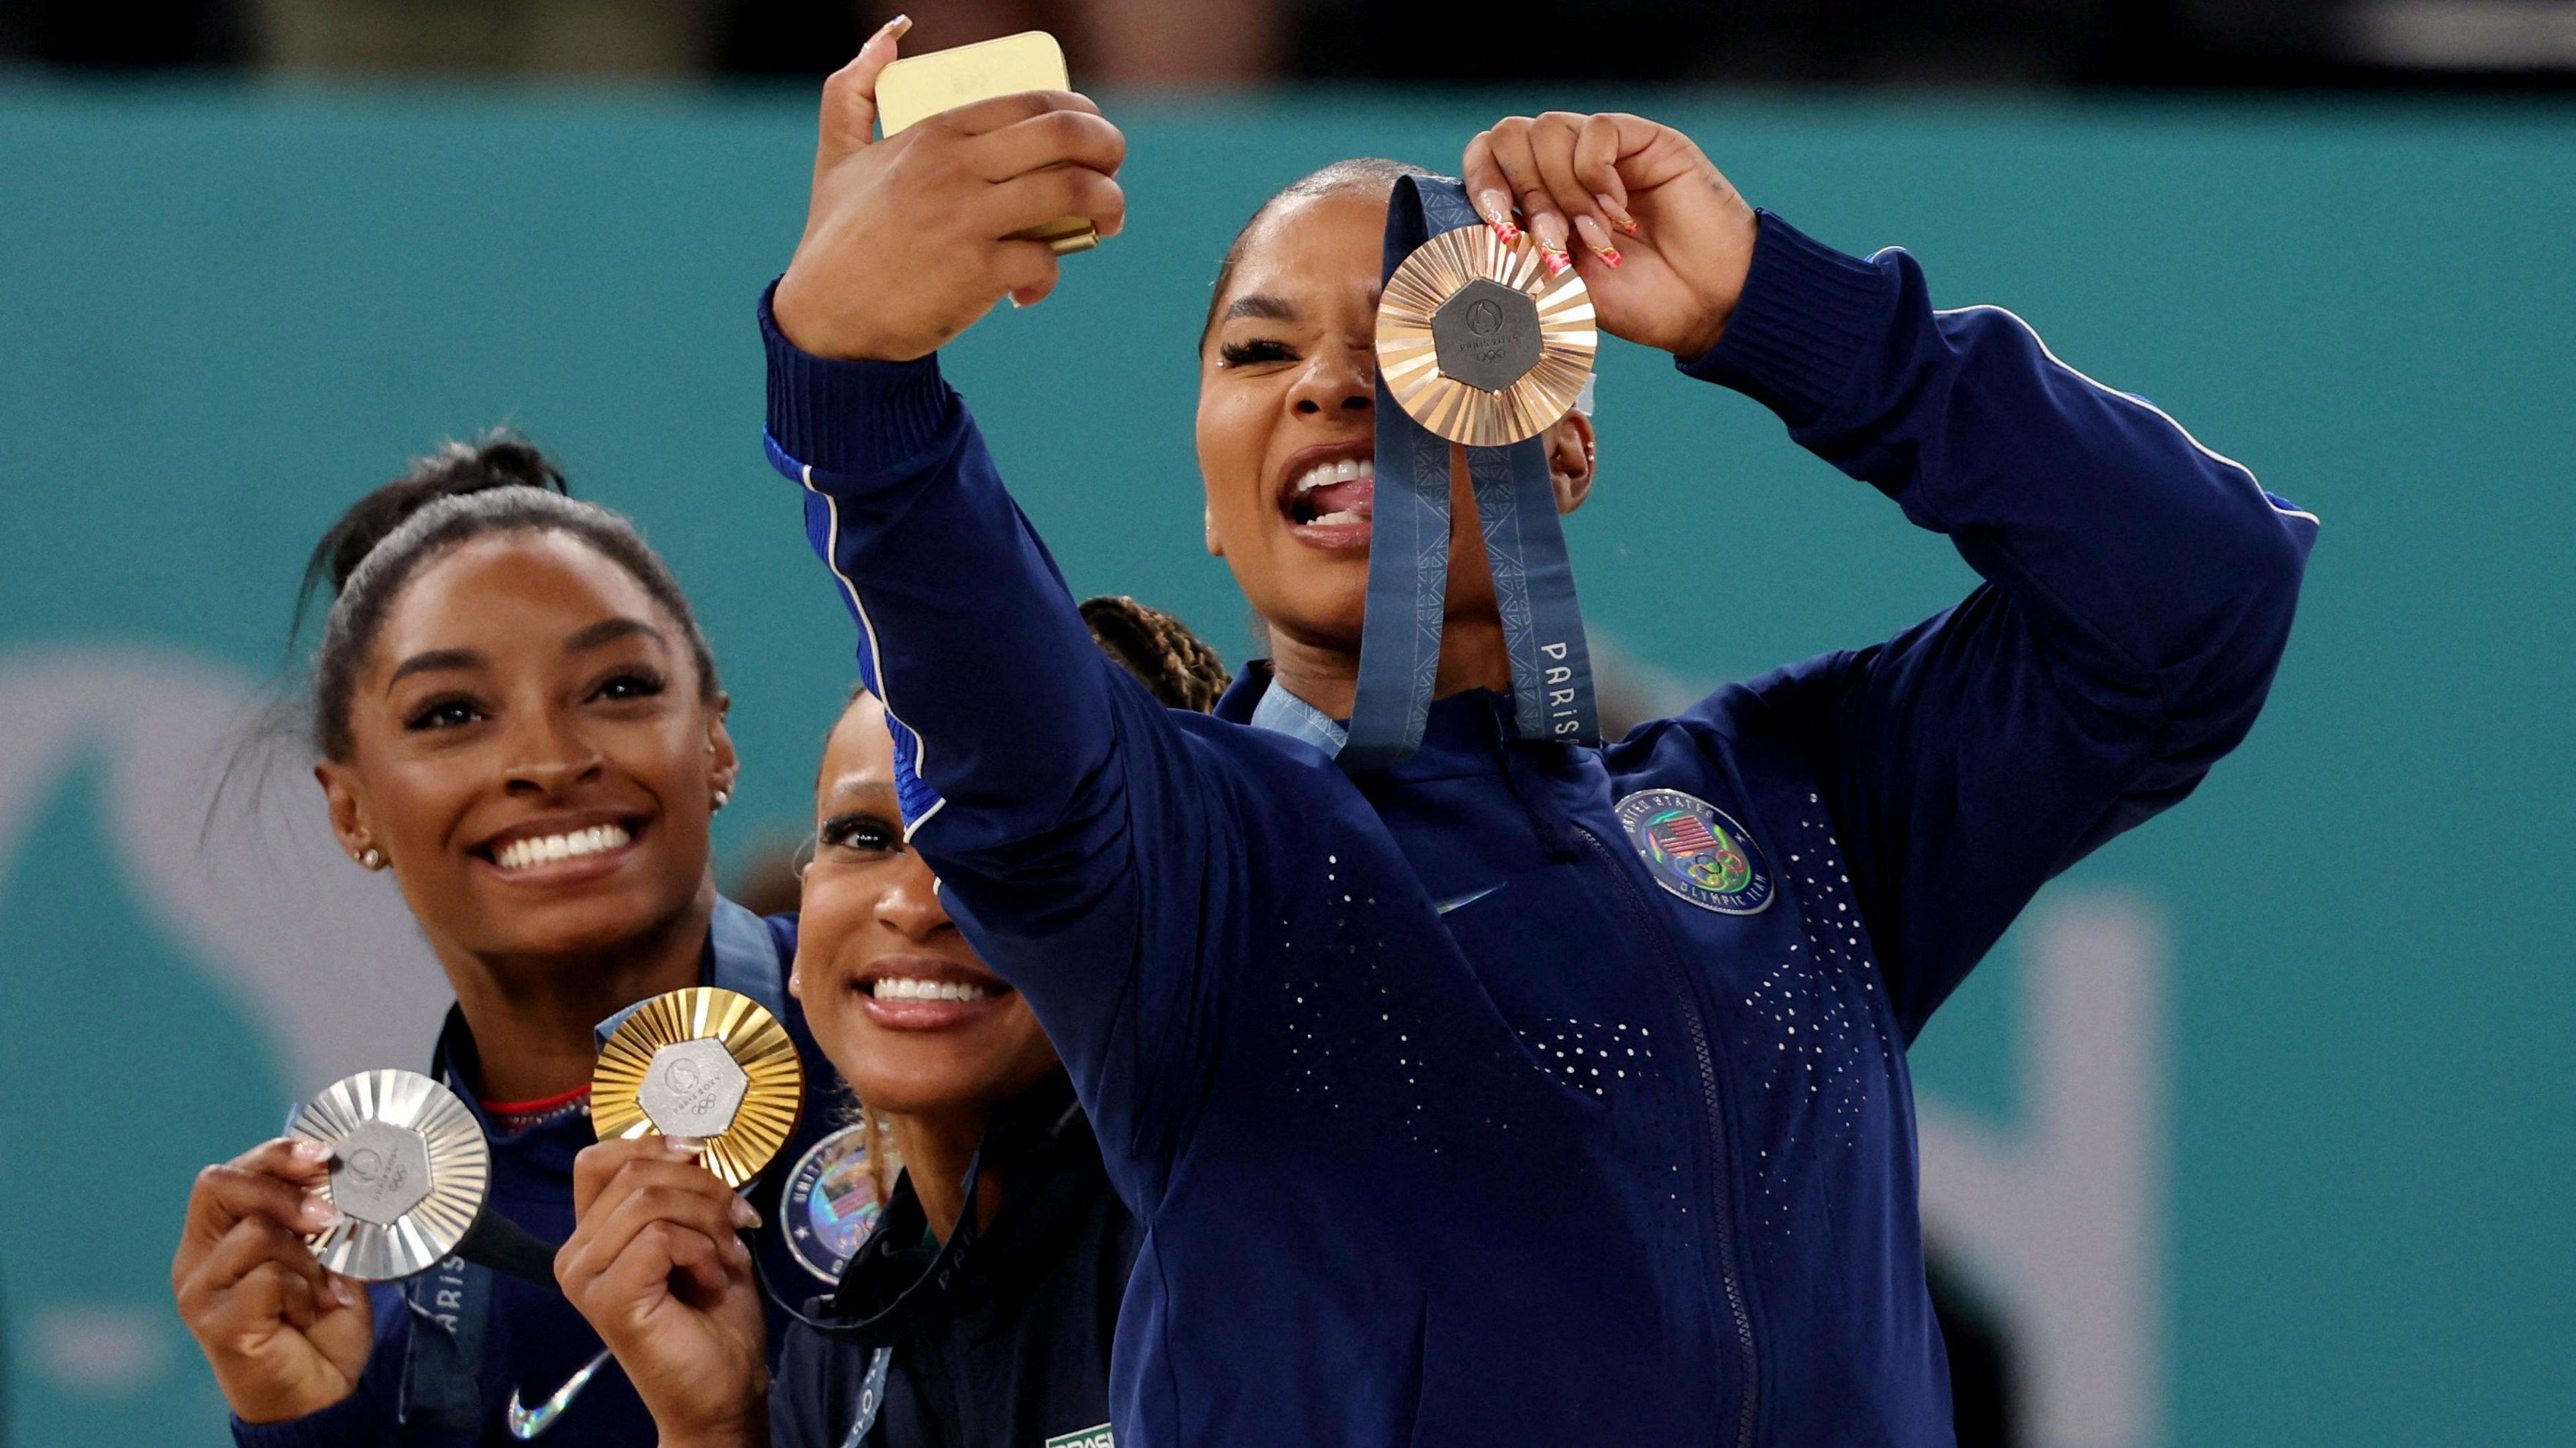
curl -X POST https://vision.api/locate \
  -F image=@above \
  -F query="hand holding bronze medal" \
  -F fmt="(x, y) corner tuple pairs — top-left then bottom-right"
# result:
(1342, 174), (1603, 769)
(1375, 223), (1597, 447)
(591, 987), (804, 1188)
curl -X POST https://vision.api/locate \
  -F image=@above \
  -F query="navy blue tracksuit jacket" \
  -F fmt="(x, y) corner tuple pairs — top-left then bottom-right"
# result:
(760, 211), (2316, 1447)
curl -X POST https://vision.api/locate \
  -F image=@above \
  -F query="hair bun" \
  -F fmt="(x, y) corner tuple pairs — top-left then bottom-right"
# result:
(311, 432), (572, 598)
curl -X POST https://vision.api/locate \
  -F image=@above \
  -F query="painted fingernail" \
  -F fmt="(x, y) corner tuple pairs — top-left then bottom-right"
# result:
(305, 1198), (342, 1229)
(1574, 215), (1623, 267)
(1477, 189), (1513, 235)
(1596, 194), (1640, 233)
(879, 14), (912, 39)
(729, 1196), (761, 1231)
(332, 1276), (361, 1310)
(289, 1139), (331, 1166)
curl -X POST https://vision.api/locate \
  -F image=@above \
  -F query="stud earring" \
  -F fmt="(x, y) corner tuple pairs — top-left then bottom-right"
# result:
(712, 789), (731, 812)
(357, 847), (385, 870)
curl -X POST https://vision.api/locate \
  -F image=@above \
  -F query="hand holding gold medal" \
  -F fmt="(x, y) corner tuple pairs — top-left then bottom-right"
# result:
(591, 987), (804, 1188)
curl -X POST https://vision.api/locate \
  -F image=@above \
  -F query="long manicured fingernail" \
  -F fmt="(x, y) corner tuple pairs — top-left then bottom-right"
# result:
(1477, 189), (1518, 243)
(305, 1197), (342, 1229)
(729, 1196), (761, 1231)
(879, 14), (912, 40)
(290, 1139), (331, 1166)
(1596, 194), (1639, 233)
(332, 1276), (361, 1310)
(1574, 215), (1623, 267)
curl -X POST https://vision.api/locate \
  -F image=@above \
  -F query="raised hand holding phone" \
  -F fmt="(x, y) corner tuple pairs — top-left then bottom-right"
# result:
(772, 19), (1128, 363)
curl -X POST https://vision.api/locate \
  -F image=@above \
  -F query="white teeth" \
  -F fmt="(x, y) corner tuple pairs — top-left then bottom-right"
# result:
(493, 824), (633, 871)
(1293, 457), (1375, 494)
(1309, 509), (1366, 526)
(869, 977), (995, 1003)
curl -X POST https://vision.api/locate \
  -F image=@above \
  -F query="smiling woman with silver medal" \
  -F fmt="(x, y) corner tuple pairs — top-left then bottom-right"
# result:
(168, 439), (850, 1447)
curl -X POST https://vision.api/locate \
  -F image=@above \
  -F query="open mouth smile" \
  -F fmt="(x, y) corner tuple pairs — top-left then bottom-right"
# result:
(849, 955), (1014, 1031)
(470, 813), (647, 882)
(1276, 441), (1375, 551)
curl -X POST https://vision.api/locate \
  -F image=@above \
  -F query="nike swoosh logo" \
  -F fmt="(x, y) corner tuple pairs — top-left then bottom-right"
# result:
(506, 1347), (615, 1440)
(1434, 884), (1503, 915)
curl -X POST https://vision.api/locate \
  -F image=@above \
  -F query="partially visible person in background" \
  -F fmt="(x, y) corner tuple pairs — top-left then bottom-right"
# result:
(557, 597), (1229, 1448)
(169, 437), (845, 1447)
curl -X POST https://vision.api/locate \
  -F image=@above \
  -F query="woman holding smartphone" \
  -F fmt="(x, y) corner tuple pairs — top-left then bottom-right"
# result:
(741, 22), (2312, 1446)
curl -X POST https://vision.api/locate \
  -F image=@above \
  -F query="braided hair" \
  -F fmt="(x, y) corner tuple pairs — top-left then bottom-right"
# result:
(1079, 595), (1232, 711)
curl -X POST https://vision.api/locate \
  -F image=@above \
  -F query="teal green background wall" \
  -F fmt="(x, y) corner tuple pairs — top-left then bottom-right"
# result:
(1, 85), (2568, 1445)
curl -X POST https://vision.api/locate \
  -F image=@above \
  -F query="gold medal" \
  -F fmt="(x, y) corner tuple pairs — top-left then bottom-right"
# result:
(592, 987), (804, 1188)
(289, 1069), (490, 1282)
(1375, 225), (1597, 447)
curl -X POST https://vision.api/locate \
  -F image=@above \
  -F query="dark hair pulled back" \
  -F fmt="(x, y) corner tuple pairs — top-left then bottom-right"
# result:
(298, 433), (720, 761)
(1199, 156), (1434, 353)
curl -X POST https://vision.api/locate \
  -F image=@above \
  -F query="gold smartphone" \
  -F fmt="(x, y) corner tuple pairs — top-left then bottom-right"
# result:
(876, 32), (1098, 255)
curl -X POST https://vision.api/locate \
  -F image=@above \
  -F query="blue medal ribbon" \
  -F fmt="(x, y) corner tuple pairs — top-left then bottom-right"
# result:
(1340, 174), (1599, 769)
(396, 899), (793, 1433)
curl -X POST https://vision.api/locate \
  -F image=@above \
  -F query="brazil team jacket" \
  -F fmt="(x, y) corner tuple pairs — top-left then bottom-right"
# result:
(231, 901), (847, 1448)
(770, 1076), (1135, 1448)
(760, 211), (2316, 1447)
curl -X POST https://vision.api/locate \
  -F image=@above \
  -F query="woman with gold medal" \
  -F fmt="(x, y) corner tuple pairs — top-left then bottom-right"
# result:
(571, 11), (2308, 1442)
(558, 603), (1227, 1448)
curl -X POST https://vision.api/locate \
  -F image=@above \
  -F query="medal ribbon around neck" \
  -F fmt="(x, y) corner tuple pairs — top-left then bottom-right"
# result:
(1343, 173), (1601, 771)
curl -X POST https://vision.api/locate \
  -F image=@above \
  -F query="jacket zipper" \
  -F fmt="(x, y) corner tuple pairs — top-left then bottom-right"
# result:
(1576, 823), (1760, 1448)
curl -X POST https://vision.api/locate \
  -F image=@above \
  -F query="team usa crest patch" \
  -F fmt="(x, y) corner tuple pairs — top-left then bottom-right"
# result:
(1614, 789), (1775, 915)
(782, 1122), (886, 1284)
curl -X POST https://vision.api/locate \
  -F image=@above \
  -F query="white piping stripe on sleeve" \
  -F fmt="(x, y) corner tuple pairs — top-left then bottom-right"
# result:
(802, 463), (948, 840)
(1936, 304), (2320, 526)
(902, 795), (947, 843)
